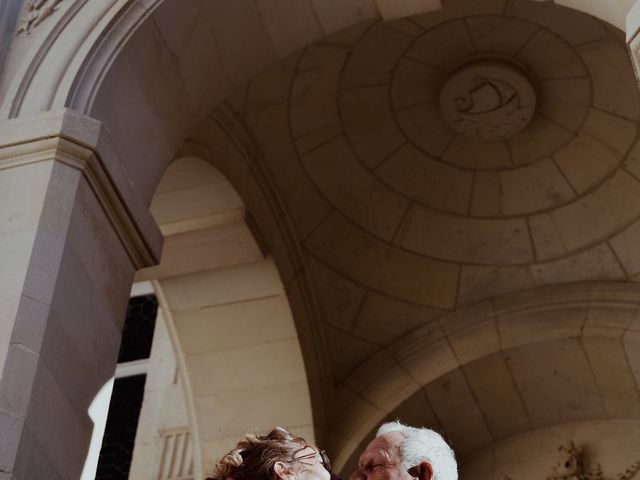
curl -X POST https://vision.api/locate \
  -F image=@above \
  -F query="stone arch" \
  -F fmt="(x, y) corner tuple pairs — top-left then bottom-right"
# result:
(173, 104), (333, 446)
(3, 1), (640, 477)
(138, 154), (315, 477)
(330, 282), (640, 470)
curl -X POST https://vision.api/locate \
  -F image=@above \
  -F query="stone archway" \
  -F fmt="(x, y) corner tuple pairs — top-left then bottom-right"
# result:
(332, 282), (640, 471)
(137, 155), (316, 477)
(3, 1), (640, 478)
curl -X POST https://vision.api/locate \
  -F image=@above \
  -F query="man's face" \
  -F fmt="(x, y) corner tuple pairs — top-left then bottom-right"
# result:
(353, 433), (411, 480)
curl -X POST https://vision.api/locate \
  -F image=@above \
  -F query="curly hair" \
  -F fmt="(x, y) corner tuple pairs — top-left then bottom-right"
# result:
(206, 427), (309, 480)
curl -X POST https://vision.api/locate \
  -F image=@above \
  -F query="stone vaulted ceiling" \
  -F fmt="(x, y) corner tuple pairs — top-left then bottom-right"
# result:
(184, 0), (640, 465)
(234, 0), (640, 378)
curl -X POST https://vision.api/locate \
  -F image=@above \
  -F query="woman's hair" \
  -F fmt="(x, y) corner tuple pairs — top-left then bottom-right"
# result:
(206, 427), (308, 480)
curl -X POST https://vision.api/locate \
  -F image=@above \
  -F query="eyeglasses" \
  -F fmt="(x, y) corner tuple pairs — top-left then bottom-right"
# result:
(290, 446), (332, 473)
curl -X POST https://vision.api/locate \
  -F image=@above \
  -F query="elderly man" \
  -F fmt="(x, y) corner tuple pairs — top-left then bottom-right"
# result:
(350, 421), (457, 480)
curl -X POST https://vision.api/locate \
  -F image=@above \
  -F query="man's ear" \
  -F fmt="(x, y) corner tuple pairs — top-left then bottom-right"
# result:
(416, 462), (433, 480)
(274, 462), (293, 480)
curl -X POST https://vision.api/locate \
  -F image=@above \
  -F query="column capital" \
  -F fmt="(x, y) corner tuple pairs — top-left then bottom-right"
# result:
(0, 108), (162, 269)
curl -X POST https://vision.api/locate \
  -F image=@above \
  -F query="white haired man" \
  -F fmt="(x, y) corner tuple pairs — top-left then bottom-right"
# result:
(350, 421), (457, 480)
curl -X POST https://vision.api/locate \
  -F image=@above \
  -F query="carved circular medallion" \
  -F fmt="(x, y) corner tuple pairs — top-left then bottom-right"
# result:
(439, 61), (537, 141)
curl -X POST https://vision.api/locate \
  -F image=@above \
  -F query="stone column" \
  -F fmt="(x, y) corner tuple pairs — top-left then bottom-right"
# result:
(0, 109), (162, 479)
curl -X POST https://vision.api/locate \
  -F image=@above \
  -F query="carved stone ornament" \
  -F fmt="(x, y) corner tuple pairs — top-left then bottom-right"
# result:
(505, 441), (640, 480)
(439, 60), (536, 141)
(16, 0), (65, 35)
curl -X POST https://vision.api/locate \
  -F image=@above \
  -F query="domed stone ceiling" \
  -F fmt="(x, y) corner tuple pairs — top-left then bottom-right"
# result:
(234, 0), (640, 383)
(292, 1), (640, 266)
(173, 0), (640, 469)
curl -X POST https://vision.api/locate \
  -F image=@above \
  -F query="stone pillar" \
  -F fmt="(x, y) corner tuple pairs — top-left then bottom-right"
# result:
(0, 110), (162, 479)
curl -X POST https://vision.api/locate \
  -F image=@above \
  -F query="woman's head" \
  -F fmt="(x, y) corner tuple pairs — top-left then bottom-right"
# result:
(207, 427), (331, 480)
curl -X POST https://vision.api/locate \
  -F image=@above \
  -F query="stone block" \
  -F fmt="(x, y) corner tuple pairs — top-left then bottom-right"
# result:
(161, 8), (232, 119)
(378, 143), (473, 215)
(187, 337), (307, 397)
(309, 0), (377, 36)
(202, 0), (278, 87)
(23, 363), (93, 480)
(325, 326), (379, 381)
(466, 16), (538, 55)
(290, 44), (347, 139)
(554, 133), (620, 193)
(0, 229), (37, 303)
(397, 205), (534, 264)
(507, 114), (573, 166)
(440, 301), (499, 365)
(341, 25), (413, 87)
(505, 339), (606, 427)
(582, 108), (636, 154)
(14, 417), (65, 480)
(345, 349), (420, 411)
(173, 293), (296, 355)
(496, 299), (586, 350)
(499, 159), (574, 215)
(406, 20), (474, 68)
(423, 369), (493, 456)
(458, 265), (535, 306)
(528, 213), (566, 261)
(412, 0), (506, 30)
(580, 39), (640, 121)
(442, 135), (511, 169)
(396, 101), (454, 156)
(464, 353), (532, 439)
(530, 243), (625, 285)
(0, 160), (51, 231)
(551, 171), (640, 252)
(341, 85), (405, 167)
(138, 222), (263, 281)
(161, 258), (284, 312)
(517, 29), (586, 79)
(538, 78), (591, 132)
(0, 345), (38, 419)
(307, 257), (366, 331)
(195, 380), (313, 442)
(393, 321), (459, 386)
(470, 172), (501, 217)
(254, 0), (322, 57)
(151, 178), (243, 229)
(508, 0), (609, 45)
(582, 337), (640, 417)
(610, 219), (640, 277)
(302, 136), (410, 241)
(390, 58), (440, 110)
(305, 211), (459, 308)
(246, 51), (302, 110)
(353, 291), (446, 345)
(623, 330), (640, 387)
(245, 102), (332, 240)
(122, 17), (193, 145)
